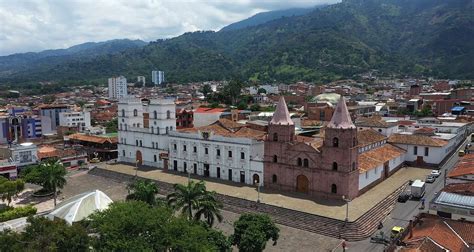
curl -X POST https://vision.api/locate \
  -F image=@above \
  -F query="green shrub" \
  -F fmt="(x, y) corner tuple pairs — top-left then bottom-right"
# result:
(0, 205), (37, 222)
(0, 206), (13, 214)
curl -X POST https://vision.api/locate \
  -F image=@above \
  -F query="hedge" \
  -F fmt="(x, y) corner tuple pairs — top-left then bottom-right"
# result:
(0, 205), (37, 222)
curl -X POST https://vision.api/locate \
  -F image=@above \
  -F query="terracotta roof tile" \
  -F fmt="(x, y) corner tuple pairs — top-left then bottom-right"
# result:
(388, 134), (448, 147)
(178, 121), (265, 140)
(448, 153), (474, 178)
(357, 129), (387, 146)
(358, 144), (406, 173)
(355, 116), (394, 128)
(68, 133), (117, 144)
(442, 183), (474, 196)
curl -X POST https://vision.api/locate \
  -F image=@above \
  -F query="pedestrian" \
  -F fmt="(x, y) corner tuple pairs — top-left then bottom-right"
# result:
(421, 197), (425, 209)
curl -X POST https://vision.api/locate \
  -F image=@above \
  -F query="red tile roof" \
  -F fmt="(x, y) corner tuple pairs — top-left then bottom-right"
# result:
(448, 153), (474, 178)
(442, 183), (474, 196)
(68, 133), (117, 144)
(178, 119), (266, 140)
(357, 129), (387, 147)
(194, 107), (226, 113)
(358, 144), (406, 173)
(388, 134), (448, 147)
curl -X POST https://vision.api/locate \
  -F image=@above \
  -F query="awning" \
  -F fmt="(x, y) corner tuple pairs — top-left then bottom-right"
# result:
(451, 106), (465, 112)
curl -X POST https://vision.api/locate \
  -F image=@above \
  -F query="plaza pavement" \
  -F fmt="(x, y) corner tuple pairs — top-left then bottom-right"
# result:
(98, 163), (431, 221)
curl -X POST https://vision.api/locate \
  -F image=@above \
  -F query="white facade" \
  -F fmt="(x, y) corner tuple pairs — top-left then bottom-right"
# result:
(248, 85), (279, 95)
(117, 98), (176, 168)
(358, 155), (404, 190)
(168, 131), (264, 186)
(59, 111), (91, 132)
(137, 76), (146, 86)
(108, 76), (128, 99)
(357, 125), (398, 137)
(152, 71), (165, 85)
(0, 143), (38, 167)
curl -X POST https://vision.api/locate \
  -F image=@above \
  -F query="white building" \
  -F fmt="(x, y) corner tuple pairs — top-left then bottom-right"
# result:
(0, 142), (38, 167)
(137, 76), (146, 87)
(108, 76), (128, 99)
(117, 98), (176, 168)
(152, 71), (165, 85)
(59, 111), (91, 132)
(39, 104), (70, 134)
(248, 85), (279, 95)
(168, 119), (265, 185)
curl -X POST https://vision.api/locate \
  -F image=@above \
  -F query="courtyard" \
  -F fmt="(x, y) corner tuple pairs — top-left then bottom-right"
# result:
(98, 162), (431, 221)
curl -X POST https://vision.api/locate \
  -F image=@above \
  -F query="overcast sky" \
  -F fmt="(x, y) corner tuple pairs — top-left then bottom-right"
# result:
(0, 0), (340, 56)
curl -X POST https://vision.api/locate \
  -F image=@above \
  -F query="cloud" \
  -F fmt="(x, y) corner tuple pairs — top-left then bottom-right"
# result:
(0, 0), (340, 56)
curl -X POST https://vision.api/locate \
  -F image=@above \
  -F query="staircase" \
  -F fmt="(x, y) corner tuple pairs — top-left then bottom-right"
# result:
(89, 168), (406, 241)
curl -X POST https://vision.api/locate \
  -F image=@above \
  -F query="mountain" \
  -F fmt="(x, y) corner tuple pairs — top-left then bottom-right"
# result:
(0, 39), (147, 78)
(1, 0), (472, 85)
(220, 7), (318, 32)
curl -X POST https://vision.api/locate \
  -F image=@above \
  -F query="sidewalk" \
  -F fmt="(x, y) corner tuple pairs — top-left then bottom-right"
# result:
(99, 163), (430, 221)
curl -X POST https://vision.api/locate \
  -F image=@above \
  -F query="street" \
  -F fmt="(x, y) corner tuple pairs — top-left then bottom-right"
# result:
(347, 136), (470, 252)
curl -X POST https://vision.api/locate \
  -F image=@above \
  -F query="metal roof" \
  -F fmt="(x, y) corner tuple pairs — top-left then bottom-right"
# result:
(434, 191), (474, 209)
(451, 106), (465, 112)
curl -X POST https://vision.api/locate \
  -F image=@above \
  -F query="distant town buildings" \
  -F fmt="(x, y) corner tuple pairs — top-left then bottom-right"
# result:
(137, 76), (146, 87)
(152, 70), (165, 85)
(39, 104), (70, 134)
(108, 76), (128, 99)
(59, 110), (91, 132)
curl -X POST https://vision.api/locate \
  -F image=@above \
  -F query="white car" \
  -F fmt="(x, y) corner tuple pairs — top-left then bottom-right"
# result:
(430, 170), (441, 178)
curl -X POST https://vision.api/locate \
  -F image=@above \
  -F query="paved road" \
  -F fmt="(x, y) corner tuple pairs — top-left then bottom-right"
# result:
(347, 136), (470, 251)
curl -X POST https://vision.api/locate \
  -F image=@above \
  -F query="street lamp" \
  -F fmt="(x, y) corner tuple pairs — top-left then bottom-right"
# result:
(342, 195), (350, 226)
(255, 180), (261, 203)
(135, 159), (139, 178)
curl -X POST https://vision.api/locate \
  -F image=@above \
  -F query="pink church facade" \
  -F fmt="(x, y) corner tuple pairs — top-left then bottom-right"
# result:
(264, 96), (360, 200)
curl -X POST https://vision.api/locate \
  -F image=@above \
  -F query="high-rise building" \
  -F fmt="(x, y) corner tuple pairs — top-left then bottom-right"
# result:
(137, 76), (146, 87)
(108, 76), (128, 99)
(151, 70), (165, 85)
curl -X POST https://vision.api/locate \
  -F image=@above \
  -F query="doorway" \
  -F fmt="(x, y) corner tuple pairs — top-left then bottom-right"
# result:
(228, 169), (232, 181)
(253, 174), (260, 185)
(240, 171), (245, 183)
(136, 151), (143, 165)
(217, 167), (221, 178)
(204, 164), (210, 177)
(296, 175), (309, 193)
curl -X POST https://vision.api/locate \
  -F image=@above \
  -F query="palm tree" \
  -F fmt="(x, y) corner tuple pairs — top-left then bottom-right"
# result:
(41, 160), (67, 206)
(194, 191), (223, 227)
(167, 180), (206, 220)
(126, 179), (159, 205)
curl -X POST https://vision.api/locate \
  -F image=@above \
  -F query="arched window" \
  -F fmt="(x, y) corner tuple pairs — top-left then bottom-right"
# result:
(332, 162), (338, 171)
(273, 155), (278, 163)
(153, 111), (157, 119)
(133, 109), (138, 117)
(303, 158), (309, 167)
(331, 184), (337, 194)
(170, 126), (173, 131)
(121, 109), (125, 117)
(272, 174), (277, 183)
(166, 110), (171, 119)
(122, 150), (125, 157)
(353, 137), (357, 147)
(166, 126), (169, 134)
(352, 162), (356, 171)
(333, 137), (339, 147)
(157, 127), (160, 135)
(297, 158), (302, 166)
(273, 133), (278, 141)
(151, 127), (154, 134)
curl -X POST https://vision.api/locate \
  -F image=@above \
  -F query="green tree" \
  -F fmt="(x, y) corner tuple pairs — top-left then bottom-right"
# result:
(42, 95), (55, 104)
(200, 84), (213, 99)
(0, 177), (24, 206)
(194, 191), (223, 227)
(250, 104), (261, 111)
(222, 79), (244, 105)
(237, 100), (248, 110)
(126, 179), (160, 206)
(0, 216), (89, 252)
(167, 180), (206, 220)
(105, 117), (118, 133)
(24, 160), (67, 206)
(230, 213), (280, 252)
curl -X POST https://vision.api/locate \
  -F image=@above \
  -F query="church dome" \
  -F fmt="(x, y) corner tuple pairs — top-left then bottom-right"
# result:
(309, 93), (341, 105)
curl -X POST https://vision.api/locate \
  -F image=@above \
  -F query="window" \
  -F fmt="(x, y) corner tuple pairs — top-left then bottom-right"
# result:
(297, 158), (302, 166)
(183, 145), (187, 152)
(166, 110), (171, 119)
(151, 127), (154, 134)
(193, 163), (197, 174)
(193, 146), (197, 153)
(303, 158), (309, 167)
(157, 127), (160, 135)
(331, 184), (337, 194)
(133, 109), (138, 117)
(205, 148), (209, 155)
(183, 162), (187, 172)
(136, 140), (139, 146)
(333, 137), (339, 147)
(152, 142), (155, 148)
(121, 109), (125, 117)
(217, 149), (220, 156)
(352, 162), (356, 171)
(154, 155), (157, 162)
(173, 144), (177, 150)
(166, 127), (169, 134)
(273, 133), (278, 141)
(154, 111), (157, 119)
(122, 150), (125, 157)
(272, 174), (277, 183)
(273, 155), (278, 163)
(378, 129), (382, 133)
(353, 137), (357, 147)
(424, 147), (429, 156)
(414, 146), (418, 155)
(228, 151), (232, 158)
(139, 140), (142, 147)
(241, 152), (245, 159)
(332, 162), (338, 171)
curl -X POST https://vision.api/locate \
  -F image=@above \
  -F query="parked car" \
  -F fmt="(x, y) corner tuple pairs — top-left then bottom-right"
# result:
(398, 192), (410, 203)
(390, 226), (405, 239)
(430, 170), (441, 178)
(370, 231), (389, 244)
(459, 150), (465, 157)
(425, 175), (436, 183)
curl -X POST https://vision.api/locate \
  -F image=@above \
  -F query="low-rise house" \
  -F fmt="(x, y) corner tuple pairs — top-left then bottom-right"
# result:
(429, 183), (474, 221)
(447, 153), (474, 184)
(37, 145), (87, 169)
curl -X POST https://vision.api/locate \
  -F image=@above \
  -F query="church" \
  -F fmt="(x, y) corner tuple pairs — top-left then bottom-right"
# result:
(264, 96), (406, 200)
